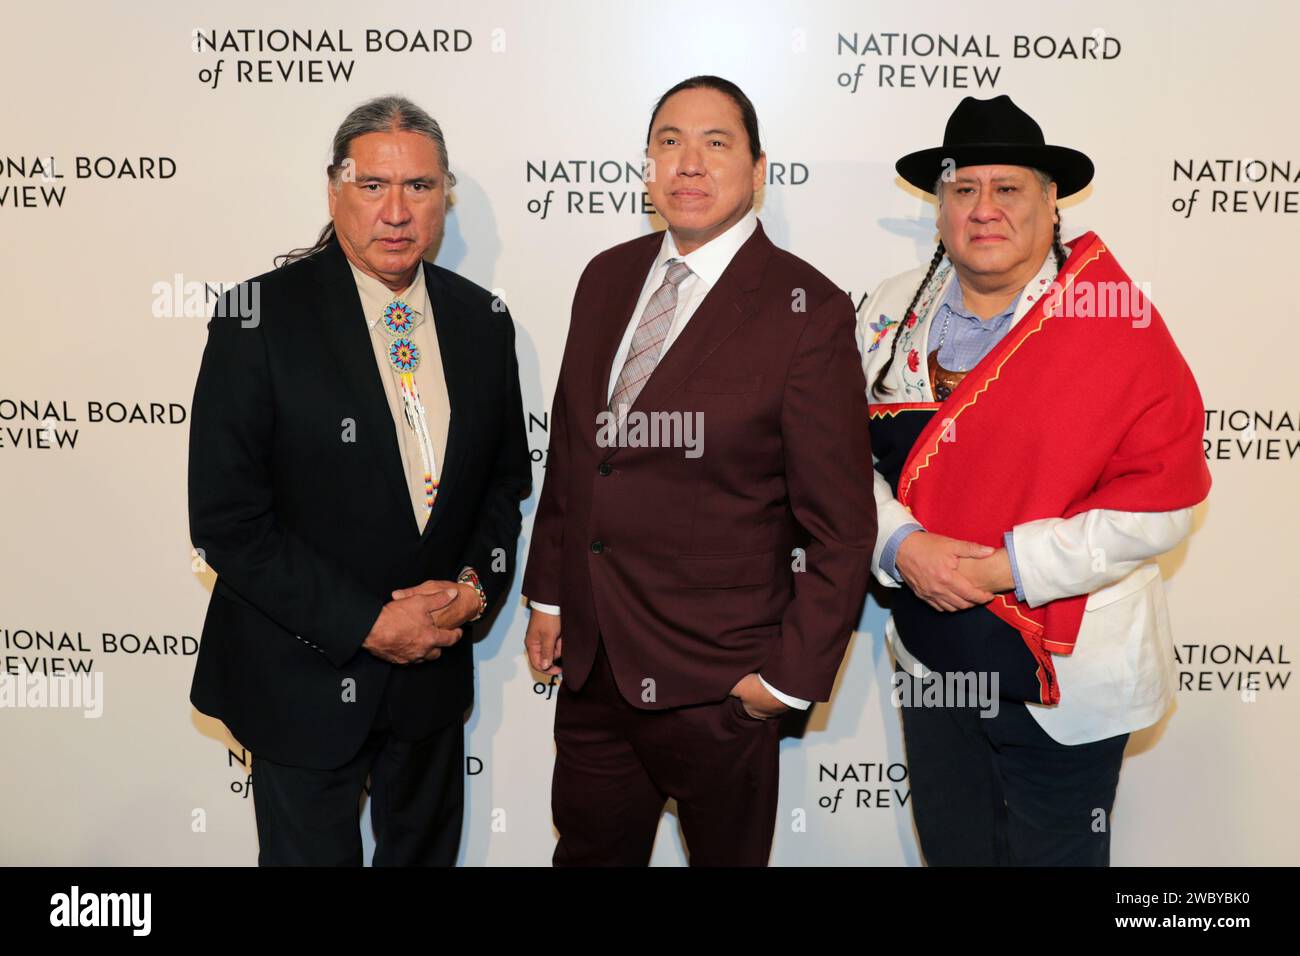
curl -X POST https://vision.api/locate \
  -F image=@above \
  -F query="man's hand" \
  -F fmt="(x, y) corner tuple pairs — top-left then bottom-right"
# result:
(895, 532), (996, 612)
(391, 580), (481, 629)
(956, 548), (1015, 596)
(728, 673), (789, 720)
(362, 591), (463, 665)
(524, 608), (562, 676)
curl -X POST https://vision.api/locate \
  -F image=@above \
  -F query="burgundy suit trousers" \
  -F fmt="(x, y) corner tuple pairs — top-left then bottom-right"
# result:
(551, 638), (781, 866)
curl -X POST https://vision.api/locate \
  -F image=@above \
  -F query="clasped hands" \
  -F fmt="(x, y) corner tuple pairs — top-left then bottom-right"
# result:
(524, 610), (788, 720)
(895, 532), (1015, 613)
(362, 580), (481, 665)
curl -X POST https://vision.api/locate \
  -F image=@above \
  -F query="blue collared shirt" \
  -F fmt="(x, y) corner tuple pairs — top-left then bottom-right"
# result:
(878, 277), (1028, 600)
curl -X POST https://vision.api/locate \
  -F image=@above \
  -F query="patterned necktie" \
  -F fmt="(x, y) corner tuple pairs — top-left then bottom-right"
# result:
(608, 258), (691, 420)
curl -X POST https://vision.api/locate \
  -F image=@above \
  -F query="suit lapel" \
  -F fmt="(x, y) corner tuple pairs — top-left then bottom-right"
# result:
(313, 238), (413, 526)
(419, 265), (476, 543)
(601, 223), (773, 463)
(591, 234), (662, 416)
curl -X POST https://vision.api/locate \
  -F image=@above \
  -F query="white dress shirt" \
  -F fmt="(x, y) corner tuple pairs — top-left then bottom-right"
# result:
(529, 209), (810, 710)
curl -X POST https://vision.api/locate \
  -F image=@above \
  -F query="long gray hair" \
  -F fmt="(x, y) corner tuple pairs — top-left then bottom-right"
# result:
(275, 95), (457, 268)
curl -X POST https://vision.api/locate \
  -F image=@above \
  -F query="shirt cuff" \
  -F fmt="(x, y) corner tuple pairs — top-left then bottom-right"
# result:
(758, 675), (811, 710)
(1004, 530), (1026, 603)
(879, 523), (925, 583)
(529, 600), (561, 616)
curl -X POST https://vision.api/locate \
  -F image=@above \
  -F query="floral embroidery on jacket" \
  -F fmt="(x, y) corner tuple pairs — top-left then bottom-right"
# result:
(897, 263), (952, 401)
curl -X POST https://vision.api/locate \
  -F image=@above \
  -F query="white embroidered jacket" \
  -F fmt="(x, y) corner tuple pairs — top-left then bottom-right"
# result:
(856, 253), (1193, 745)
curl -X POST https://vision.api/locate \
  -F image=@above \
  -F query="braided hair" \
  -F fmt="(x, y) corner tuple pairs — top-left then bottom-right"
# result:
(872, 171), (1067, 397)
(871, 241), (945, 397)
(1051, 216), (1068, 272)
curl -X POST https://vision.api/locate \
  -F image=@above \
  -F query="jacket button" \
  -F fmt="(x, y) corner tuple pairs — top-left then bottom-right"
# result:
(597, 463), (612, 476)
(590, 540), (604, 554)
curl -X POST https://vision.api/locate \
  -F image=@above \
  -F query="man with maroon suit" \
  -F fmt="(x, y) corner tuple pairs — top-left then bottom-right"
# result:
(522, 76), (876, 866)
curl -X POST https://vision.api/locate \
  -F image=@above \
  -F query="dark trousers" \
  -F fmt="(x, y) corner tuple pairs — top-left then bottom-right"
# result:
(552, 639), (781, 866)
(251, 681), (464, 867)
(896, 666), (1129, 866)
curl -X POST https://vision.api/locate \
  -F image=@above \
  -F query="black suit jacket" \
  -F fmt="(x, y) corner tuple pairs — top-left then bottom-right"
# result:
(189, 235), (530, 769)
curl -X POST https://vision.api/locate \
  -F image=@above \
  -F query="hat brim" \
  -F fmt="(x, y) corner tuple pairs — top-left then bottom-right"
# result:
(896, 144), (1094, 199)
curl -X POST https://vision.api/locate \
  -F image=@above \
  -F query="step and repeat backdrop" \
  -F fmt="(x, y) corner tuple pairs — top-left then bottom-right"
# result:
(1, 0), (1294, 865)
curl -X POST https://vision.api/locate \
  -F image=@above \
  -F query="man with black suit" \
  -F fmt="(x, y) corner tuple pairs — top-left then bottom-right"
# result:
(523, 76), (876, 866)
(189, 96), (530, 866)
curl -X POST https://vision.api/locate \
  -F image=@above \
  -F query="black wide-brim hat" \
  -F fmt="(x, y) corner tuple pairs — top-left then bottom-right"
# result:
(896, 94), (1094, 198)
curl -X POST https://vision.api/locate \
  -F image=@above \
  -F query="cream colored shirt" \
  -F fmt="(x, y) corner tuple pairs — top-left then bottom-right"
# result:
(348, 260), (451, 533)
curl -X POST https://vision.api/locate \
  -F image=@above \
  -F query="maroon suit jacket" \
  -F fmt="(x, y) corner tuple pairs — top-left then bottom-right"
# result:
(522, 221), (876, 707)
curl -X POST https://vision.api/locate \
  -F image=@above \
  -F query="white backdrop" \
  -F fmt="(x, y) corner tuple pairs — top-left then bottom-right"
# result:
(1, 0), (1295, 866)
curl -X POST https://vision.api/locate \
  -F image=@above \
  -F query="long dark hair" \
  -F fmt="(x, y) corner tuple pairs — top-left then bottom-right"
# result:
(871, 171), (1069, 397)
(274, 95), (458, 269)
(871, 241), (946, 397)
(646, 75), (762, 161)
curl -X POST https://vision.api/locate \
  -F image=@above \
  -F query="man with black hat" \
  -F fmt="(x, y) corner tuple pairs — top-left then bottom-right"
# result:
(858, 94), (1211, 865)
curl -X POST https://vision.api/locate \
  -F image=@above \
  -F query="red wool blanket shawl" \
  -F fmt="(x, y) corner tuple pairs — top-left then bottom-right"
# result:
(889, 232), (1211, 705)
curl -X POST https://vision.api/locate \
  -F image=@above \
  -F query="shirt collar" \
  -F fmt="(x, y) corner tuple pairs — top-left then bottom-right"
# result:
(655, 207), (759, 287)
(941, 251), (1053, 331)
(348, 259), (427, 330)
